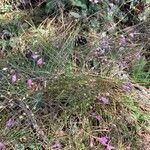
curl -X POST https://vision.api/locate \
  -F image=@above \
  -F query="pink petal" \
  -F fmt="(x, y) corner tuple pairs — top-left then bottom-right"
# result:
(0, 142), (5, 150)
(106, 144), (114, 150)
(100, 96), (109, 104)
(92, 113), (101, 121)
(37, 58), (43, 65)
(122, 85), (130, 91)
(27, 79), (33, 87)
(6, 118), (14, 128)
(122, 82), (132, 91)
(98, 136), (108, 145)
(52, 143), (61, 149)
(11, 74), (17, 83)
(95, 115), (101, 121)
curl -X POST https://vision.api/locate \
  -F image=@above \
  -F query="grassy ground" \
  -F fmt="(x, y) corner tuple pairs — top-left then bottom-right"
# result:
(0, 1), (150, 150)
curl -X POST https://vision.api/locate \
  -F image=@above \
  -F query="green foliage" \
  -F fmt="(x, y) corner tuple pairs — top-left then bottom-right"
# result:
(69, 11), (82, 18)
(70, 0), (89, 9)
(45, 0), (101, 17)
(130, 57), (150, 85)
(0, 4), (12, 13)
(0, 0), (150, 149)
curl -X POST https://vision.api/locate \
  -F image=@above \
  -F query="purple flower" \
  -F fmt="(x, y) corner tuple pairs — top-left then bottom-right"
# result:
(122, 82), (132, 91)
(106, 144), (114, 150)
(6, 118), (14, 128)
(95, 115), (101, 121)
(11, 74), (17, 83)
(92, 113), (101, 121)
(98, 136), (108, 145)
(119, 61), (128, 68)
(27, 79), (33, 87)
(37, 58), (43, 65)
(0, 142), (5, 150)
(52, 143), (61, 149)
(100, 96), (109, 104)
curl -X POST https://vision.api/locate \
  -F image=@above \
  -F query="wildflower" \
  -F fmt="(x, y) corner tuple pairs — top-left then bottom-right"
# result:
(95, 115), (101, 121)
(0, 142), (5, 150)
(100, 96), (109, 104)
(37, 58), (43, 65)
(6, 118), (14, 128)
(98, 136), (108, 145)
(52, 143), (61, 149)
(92, 113), (101, 121)
(27, 79), (33, 87)
(11, 73), (17, 83)
(119, 61), (128, 68)
(122, 82), (132, 91)
(106, 144), (114, 150)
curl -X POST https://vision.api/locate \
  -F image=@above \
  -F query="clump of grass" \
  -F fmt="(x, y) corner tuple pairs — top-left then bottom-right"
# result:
(130, 57), (150, 86)
(0, 0), (150, 149)
(1, 71), (149, 149)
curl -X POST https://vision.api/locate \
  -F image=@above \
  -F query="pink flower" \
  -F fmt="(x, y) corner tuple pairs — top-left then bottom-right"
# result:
(100, 96), (109, 104)
(11, 74), (17, 83)
(92, 113), (101, 121)
(119, 61), (128, 68)
(95, 115), (101, 121)
(27, 79), (33, 87)
(98, 136), (108, 145)
(37, 58), (43, 65)
(6, 118), (14, 128)
(106, 144), (114, 150)
(0, 142), (5, 150)
(52, 143), (61, 149)
(122, 82), (132, 91)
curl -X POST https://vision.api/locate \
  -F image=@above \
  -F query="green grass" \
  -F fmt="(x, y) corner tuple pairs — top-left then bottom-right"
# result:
(130, 58), (150, 86)
(0, 1), (150, 150)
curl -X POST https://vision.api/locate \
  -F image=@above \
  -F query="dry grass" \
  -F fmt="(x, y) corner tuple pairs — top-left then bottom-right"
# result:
(0, 1), (150, 150)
